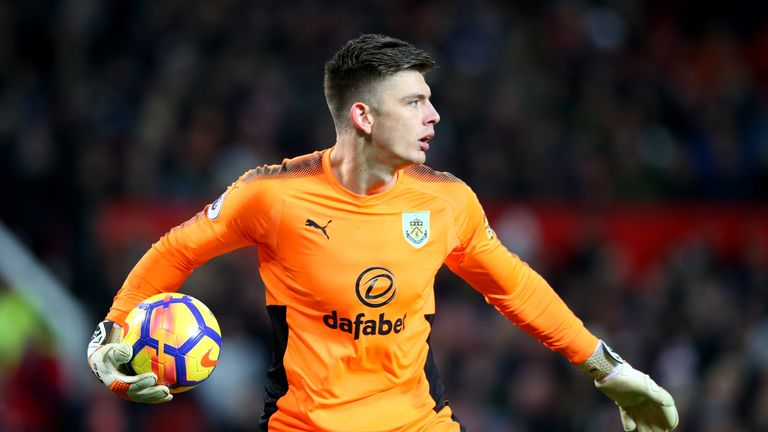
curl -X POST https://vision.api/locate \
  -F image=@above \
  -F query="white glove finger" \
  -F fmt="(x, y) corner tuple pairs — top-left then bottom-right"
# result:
(111, 366), (157, 385)
(631, 402), (655, 427)
(130, 384), (172, 403)
(631, 401), (676, 431)
(651, 407), (670, 431)
(128, 373), (158, 390)
(145, 393), (173, 404)
(105, 343), (133, 365)
(619, 406), (636, 431)
(627, 409), (648, 431)
(659, 401), (678, 429)
(642, 397), (677, 430)
(132, 393), (171, 404)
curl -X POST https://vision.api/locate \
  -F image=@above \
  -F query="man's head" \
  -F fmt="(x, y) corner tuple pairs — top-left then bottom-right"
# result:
(324, 34), (436, 132)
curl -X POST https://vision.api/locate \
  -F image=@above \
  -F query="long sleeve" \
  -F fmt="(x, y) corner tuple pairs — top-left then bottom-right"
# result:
(444, 188), (598, 364)
(106, 176), (267, 325)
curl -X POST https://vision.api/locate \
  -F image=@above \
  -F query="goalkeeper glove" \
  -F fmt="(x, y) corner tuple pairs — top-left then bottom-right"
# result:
(578, 341), (678, 431)
(87, 320), (172, 403)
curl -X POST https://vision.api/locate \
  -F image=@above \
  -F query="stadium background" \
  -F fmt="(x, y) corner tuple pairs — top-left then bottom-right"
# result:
(1, 0), (768, 430)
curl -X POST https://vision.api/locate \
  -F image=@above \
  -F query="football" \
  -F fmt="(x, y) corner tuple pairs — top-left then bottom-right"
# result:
(121, 293), (222, 393)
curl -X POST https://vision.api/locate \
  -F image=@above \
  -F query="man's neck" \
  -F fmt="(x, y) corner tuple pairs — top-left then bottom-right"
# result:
(329, 137), (399, 196)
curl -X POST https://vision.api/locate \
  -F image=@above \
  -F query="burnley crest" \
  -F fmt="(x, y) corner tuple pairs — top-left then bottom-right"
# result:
(402, 211), (430, 249)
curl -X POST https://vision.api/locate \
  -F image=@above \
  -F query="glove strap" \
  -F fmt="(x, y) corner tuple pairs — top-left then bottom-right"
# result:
(577, 340), (624, 380)
(87, 320), (123, 358)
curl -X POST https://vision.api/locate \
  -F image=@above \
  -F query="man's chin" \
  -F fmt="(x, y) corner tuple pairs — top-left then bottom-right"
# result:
(391, 151), (426, 170)
(405, 158), (426, 168)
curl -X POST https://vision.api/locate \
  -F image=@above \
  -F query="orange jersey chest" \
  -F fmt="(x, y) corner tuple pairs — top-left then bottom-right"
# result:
(263, 191), (452, 333)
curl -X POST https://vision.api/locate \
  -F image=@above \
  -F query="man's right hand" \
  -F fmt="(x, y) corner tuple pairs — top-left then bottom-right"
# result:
(87, 320), (172, 403)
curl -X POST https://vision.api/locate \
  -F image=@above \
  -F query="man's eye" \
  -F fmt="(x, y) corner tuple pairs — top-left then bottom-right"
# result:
(409, 100), (419, 107)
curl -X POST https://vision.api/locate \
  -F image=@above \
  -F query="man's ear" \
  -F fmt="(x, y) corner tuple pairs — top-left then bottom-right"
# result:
(349, 102), (374, 135)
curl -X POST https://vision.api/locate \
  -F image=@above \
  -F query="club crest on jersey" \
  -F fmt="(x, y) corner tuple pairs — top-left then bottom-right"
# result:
(402, 211), (430, 249)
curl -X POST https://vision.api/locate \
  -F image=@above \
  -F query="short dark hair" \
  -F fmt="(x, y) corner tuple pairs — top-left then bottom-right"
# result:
(324, 34), (436, 129)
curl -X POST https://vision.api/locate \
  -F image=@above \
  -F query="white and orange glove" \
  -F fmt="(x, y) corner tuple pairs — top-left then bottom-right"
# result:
(87, 320), (172, 403)
(579, 341), (679, 432)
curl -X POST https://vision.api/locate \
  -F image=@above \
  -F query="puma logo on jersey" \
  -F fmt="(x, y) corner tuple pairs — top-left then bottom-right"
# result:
(306, 219), (332, 239)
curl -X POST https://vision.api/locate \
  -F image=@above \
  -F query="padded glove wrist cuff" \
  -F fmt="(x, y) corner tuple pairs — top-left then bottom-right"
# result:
(577, 340), (624, 381)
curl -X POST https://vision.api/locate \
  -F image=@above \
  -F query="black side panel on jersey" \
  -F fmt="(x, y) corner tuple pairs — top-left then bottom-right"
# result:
(424, 314), (446, 411)
(424, 314), (466, 431)
(259, 305), (289, 431)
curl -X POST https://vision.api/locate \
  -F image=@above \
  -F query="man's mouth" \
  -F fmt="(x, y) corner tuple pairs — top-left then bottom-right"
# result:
(419, 134), (434, 151)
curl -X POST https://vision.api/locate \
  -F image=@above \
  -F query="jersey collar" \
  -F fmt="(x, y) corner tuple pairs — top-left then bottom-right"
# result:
(322, 147), (405, 206)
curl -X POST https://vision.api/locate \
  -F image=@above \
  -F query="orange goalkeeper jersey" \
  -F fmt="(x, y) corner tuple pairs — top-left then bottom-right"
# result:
(107, 148), (598, 432)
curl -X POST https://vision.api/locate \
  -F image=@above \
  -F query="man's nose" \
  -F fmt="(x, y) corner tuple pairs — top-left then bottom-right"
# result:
(425, 100), (440, 125)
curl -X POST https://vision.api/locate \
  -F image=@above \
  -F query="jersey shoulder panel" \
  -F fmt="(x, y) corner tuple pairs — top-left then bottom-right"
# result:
(241, 151), (324, 183)
(402, 164), (474, 208)
(190, 151), (326, 248)
(403, 164), (462, 184)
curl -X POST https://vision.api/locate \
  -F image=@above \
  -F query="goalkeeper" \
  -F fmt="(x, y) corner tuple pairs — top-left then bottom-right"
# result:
(88, 34), (678, 431)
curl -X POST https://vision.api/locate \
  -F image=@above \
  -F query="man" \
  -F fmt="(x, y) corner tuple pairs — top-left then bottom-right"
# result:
(88, 34), (678, 431)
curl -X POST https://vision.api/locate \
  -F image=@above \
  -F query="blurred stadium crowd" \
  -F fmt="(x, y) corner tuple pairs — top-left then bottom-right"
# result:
(1, 0), (768, 431)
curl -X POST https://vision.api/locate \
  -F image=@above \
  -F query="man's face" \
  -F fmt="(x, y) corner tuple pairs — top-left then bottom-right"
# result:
(368, 70), (440, 167)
